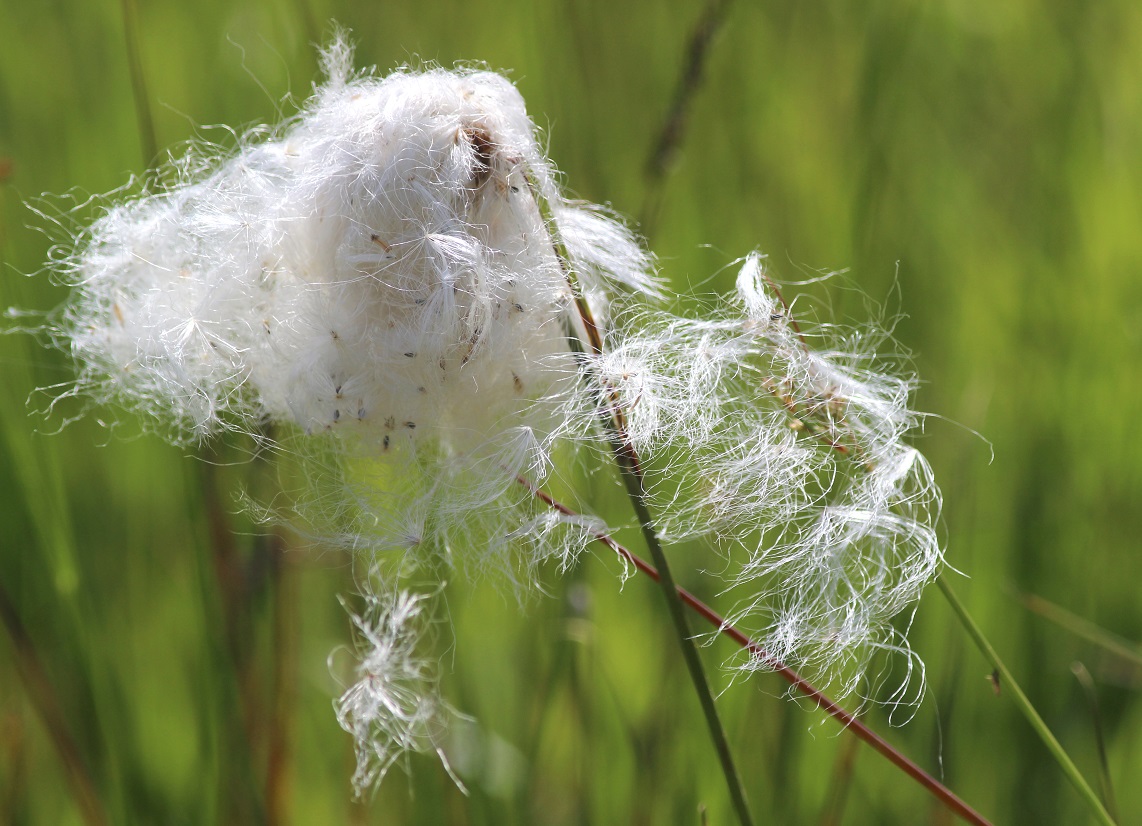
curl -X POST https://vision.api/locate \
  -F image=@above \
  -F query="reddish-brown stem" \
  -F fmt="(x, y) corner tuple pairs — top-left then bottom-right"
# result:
(640, 0), (735, 239)
(0, 582), (108, 826)
(519, 478), (993, 826)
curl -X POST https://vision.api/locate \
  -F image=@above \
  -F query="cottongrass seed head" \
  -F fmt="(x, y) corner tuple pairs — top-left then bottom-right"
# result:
(34, 33), (943, 792)
(598, 254), (941, 700)
(333, 587), (462, 797)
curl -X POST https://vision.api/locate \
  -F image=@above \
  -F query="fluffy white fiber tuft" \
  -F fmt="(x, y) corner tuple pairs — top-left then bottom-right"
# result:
(54, 35), (658, 586)
(333, 588), (461, 796)
(596, 253), (941, 696)
(58, 42), (652, 452)
(40, 35), (944, 792)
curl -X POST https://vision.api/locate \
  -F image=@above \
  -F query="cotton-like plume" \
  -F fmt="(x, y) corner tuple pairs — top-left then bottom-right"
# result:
(35, 33), (944, 792)
(333, 588), (460, 795)
(49, 37), (653, 580)
(54, 40), (654, 453)
(595, 254), (941, 696)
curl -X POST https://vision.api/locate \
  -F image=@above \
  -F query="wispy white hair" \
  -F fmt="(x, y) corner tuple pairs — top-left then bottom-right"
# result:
(41, 33), (943, 791)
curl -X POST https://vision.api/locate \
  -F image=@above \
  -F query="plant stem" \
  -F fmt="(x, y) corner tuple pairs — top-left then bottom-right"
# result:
(266, 530), (296, 826)
(527, 171), (754, 826)
(0, 582), (108, 826)
(120, 0), (158, 170)
(1021, 592), (1142, 667)
(1071, 662), (1119, 822)
(610, 439), (756, 826)
(640, 0), (735, 239)
(520, 479), (994, 826)
(937, 577), (1116, 826)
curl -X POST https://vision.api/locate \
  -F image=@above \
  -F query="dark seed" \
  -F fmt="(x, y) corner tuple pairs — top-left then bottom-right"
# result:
(462, 126), (495, 190)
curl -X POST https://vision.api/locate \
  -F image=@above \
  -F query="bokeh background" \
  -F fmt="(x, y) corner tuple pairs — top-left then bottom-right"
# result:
(2, 1), (1140, 823)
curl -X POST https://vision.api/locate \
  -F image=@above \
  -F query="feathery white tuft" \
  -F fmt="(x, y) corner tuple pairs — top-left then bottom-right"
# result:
(594, 253), (941, 693)
(333, 588), (460, 796)
(37, 33), (945, 792)
(51, 37), (654, 584)
(56, 39), (654, 453)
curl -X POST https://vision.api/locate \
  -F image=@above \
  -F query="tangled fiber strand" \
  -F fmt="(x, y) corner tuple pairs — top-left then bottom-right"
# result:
(333, 588), (461, 796)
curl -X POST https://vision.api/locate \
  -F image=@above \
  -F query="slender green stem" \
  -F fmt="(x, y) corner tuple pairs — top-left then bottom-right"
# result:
(1071, 662), (1119, 823)
(640, 0), (735, 239)
(526, 171), (754, 826)
(0, 582), (108, 826)
(610, 438), (755, 826)
(1021, 592), (1142, 667)
(937, 577), (1116, 826)
(120, 0), (158, 169)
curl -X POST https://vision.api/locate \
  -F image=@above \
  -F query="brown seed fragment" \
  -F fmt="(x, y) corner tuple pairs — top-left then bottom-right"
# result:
(460, 125), (495, 190)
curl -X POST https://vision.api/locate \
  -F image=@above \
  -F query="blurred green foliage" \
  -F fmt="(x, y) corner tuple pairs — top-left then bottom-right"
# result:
(2, 1), (1140, 823)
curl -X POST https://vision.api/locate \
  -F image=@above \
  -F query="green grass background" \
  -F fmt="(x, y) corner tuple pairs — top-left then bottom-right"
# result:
(2, 1), (1141, 823)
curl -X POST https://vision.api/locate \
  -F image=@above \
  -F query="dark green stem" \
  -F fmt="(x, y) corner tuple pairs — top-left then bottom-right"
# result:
(611, 437), (755, 826)
(120, 0), (158, 169)
(526, 170), (754, 826)
(1071, 662), (1119, 822)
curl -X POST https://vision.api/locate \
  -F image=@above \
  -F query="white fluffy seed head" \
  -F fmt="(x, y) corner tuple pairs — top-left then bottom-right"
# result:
(56, 38), (655, 456)
(595, 253), (942, 696)
(39, 33), (944, 765)
(49, 37), (662, 601)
